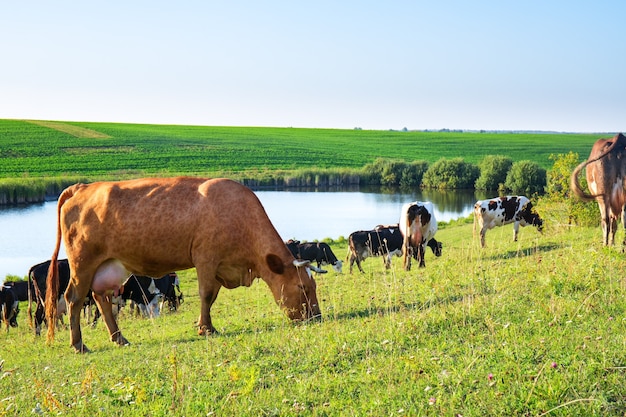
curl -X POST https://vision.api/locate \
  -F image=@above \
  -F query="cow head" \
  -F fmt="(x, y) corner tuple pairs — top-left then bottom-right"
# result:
(265, 255), (321, 321)
(523, 203), (544, 232)
(331, 260), (343, 273)
(427, 239), (443, 257)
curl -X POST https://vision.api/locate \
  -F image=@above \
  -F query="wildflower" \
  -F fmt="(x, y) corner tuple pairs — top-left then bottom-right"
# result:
(488, 373), (494, 381)
(428, 397), (436, 405)
(551, 362), (558, 369)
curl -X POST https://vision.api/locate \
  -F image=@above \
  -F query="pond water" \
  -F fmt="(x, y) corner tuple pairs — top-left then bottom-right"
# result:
(0, 187), (488, 279)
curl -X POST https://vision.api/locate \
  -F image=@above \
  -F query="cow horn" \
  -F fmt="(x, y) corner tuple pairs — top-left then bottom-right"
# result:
(292, 259), (327, 274)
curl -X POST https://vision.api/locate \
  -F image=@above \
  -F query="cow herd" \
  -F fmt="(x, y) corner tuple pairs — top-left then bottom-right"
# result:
(5, 132), (624, 352)
(1, 259), (184, 335)
(0, 184), (542, 352)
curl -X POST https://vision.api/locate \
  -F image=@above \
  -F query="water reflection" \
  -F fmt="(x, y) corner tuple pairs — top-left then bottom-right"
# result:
(0, 187), (487, 278)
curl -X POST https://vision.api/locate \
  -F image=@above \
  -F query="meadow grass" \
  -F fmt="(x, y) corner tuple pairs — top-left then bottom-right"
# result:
(2, 205), (625, 416)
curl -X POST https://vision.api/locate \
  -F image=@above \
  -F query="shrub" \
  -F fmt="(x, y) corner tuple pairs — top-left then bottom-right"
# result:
(422, 158), (479, 189)
(399, 161), (429, 187)
(475, 155), (513, 190)
(545, 152), (598, 227)
(362, 158), (429, 186)
(503, 160), (546, 195)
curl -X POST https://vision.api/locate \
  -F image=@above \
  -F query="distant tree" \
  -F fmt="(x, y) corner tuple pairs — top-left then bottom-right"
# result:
(400, 161), (429, 187)
(503, 160), (546, 195)
(422, 158), (479, 189)
(475, 155), (513, 191)
(546, 151), (578, 198)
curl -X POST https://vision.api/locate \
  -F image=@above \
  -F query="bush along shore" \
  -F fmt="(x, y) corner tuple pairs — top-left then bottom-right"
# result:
(0, 156), (551, 206)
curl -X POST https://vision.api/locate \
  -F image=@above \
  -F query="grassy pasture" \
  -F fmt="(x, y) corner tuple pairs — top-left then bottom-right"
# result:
(0, 119), (610, 179)
(2, 206), (625, 416)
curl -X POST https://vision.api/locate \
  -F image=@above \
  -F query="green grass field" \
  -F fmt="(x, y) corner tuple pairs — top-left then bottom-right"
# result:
(0, 119), (611, 179)
(2, 203), (625, 416)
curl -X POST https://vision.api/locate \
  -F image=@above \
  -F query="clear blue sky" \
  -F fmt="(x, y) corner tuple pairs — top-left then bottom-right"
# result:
(2, 1), (624, 132)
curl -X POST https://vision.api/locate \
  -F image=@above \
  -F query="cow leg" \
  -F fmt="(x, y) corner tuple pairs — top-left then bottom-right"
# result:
(351, 255), (364, 274)
(480, 227), (487, 248)
(93, 293), (129, 347)
(384, 253), (392, 269)
(64, 281), (96, 353)
(196, 271), (222, 335)
(513, 222), (520, 242)
(622, 206), (626, 250)
(598, 201), (610, 246)
(403, 240), (412, 271)
(418, 245), (426, 268)
(609, 216), (617, 246)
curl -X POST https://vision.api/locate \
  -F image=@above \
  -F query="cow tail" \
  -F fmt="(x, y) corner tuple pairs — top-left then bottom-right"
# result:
(45, 186), (74, 343)
(27, 266), (35, 330)
(472, 205), (477, 237)
(570, 133), (626, 201)
(570, 159), (595, 201)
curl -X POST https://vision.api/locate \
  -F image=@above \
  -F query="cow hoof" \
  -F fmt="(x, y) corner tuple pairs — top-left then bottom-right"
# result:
(73, 343), (91, 354)
(114, 337), (130, 346)
(111, 332), (130, 346)
(198, 325), (218, 336)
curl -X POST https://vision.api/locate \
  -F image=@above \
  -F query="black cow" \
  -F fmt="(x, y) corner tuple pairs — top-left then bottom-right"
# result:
(153, 272), (183, 312)
(2, 280), (29, 302)
(285, 240), (342, 273)
(28, 259), (71, 335)
(0, 285), (19, 331)
(347, 225), (404, 273)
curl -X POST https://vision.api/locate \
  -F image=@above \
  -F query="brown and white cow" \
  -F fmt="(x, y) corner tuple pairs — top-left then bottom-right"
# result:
(399, 202), (442, 270)
(570, 133), (626, 247)
(474, 196), (543, 248)
(45, 177), (321, 353)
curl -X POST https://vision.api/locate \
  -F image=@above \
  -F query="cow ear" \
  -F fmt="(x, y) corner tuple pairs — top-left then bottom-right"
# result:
(266, 254), (285, 274)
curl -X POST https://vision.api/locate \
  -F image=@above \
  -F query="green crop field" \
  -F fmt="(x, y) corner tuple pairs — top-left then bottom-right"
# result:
(0, 119), (612, 179)
(1, 205), (625, 416)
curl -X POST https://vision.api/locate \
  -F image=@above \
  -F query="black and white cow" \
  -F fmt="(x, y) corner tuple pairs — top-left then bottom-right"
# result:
(89, 274), (178, 326)
(347, 225), (404, 273)
(28, 259), (71, 335)
(0, 285), (19, 331)
(121, 275), (164, 318)
(154, 272), (184, 312)
(399, 202), (442, 270)
(285, 240), (342, 273)
(474, 196), (544, 248)
(29, 259), (172, 333)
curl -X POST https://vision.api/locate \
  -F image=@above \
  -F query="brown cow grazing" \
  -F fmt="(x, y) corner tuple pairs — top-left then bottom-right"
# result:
(571, 133), (626, 247)
(45, 177), (321, 353)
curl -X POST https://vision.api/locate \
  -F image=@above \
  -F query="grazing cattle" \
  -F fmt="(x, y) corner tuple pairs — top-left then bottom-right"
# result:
(570, 133), (626, 246)
(0, 285), (19, 331)
(90, 274), (168, 326)
(28, 259), (71, 335)
(45, 177), (321, 353)
(154, 272), (184, 312)
(2, 280), (29, 302)
(473, 196), (543, 248)
(399, 202), (442, 270)
(347, 225), (404, 273)
(122, 275), (163, 318)
(285, 240), (342, 273)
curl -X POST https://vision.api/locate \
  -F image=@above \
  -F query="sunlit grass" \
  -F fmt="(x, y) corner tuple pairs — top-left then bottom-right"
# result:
(2, 206), (625, 415)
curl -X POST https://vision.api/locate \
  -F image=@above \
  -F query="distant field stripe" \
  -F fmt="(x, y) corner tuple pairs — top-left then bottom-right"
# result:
(24, 120), (111, 138)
